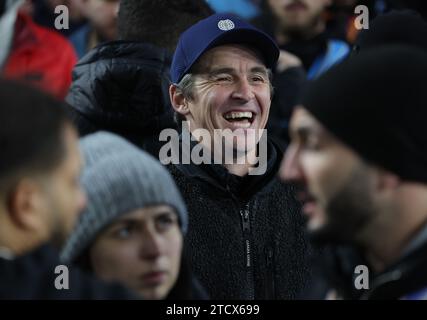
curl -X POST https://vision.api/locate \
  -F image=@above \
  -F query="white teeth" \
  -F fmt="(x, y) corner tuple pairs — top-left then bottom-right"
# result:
(224, 111), (253, 120)
(232, 121), (251, 128)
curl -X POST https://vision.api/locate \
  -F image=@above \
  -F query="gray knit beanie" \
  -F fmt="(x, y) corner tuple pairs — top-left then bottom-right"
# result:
(60, 131), (188, 263)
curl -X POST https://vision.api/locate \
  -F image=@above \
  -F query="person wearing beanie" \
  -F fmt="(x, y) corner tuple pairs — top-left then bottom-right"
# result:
(280, 45), (427, 299)
(61, 132), (207, 300)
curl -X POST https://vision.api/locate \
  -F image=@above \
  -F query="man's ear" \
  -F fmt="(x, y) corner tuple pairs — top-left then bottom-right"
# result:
(7, 178), (45, 231)
(169, 84), (190, 117)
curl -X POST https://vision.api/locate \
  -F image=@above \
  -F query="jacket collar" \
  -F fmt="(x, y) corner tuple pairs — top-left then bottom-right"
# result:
(401, 222), (427, 258)
(363, 239), (427, 299)
(321, 226), (427, 299)
(173, 133), (283, 200)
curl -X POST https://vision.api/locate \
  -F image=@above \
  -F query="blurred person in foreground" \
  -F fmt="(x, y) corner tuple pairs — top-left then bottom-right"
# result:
(0, 79), (135, 299)
(281, 45), (427, 299)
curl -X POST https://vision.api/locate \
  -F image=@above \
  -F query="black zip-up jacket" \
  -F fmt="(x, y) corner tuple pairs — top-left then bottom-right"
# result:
(168, 139), (313, 299)
(65, 40), (176, 156)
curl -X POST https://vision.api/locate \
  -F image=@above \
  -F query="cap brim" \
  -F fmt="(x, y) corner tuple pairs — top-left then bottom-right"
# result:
(185, 28), (279, 77)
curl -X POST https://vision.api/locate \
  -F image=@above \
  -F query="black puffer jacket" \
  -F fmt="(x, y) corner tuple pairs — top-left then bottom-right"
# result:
(168, 139), (313, 299)
(66, 40), (176, 155)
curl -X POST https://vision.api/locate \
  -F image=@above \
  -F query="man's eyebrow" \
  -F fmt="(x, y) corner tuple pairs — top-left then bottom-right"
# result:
(208, 67), (235, 76)
(250, 66), (269, 75)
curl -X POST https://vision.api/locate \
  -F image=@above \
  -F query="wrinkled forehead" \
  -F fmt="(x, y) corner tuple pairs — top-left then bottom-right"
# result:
(192, 44), (268, 74)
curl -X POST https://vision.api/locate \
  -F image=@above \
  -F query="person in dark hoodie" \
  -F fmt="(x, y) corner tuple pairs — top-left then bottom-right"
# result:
(61, 132), (207, 299)
(281, 45), (427, 300)
(166, 13), (313, 299)
(0, 79), (135, 299)
(65, 0), (213, 156)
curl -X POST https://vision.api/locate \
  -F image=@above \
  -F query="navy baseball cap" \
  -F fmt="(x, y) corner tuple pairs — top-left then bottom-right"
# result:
(171, 13), (280, 83)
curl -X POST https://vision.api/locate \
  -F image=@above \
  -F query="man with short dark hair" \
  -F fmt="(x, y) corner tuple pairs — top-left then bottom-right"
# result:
(0, 79), (135, 299)
(66, 0), (213, 156)
(167, 13), (312, 299)
(281, 45), (427, 299)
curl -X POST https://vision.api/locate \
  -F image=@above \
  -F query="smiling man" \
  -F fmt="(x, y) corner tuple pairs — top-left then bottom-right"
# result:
(280, 45), (427, 299)
(167, 13), (312, 299)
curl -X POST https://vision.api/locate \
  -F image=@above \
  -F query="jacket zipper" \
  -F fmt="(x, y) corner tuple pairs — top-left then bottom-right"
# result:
(265, 245), (275, 299)
(240, 203), (255, 299)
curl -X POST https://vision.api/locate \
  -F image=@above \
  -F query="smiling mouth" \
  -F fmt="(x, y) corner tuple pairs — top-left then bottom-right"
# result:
(223, 111), (255, 128)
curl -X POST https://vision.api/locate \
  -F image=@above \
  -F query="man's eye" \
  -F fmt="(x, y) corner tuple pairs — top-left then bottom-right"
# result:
(214, 75), (233, 82)
(251, 75), (265, 82)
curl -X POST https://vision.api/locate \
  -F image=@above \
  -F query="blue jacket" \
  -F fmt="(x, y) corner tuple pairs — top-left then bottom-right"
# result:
(207, 0), (260, 19)
(69, 23), (91, 59)
(307, 39), (350, 79)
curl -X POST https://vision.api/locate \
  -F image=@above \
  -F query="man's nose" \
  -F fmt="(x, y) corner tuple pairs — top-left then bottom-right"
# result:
(280, 145), (304, 182)
(231, 78), (255, 101)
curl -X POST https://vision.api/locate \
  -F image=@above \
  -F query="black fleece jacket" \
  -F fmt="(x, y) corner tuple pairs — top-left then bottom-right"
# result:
(168, 139), (313, 299)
